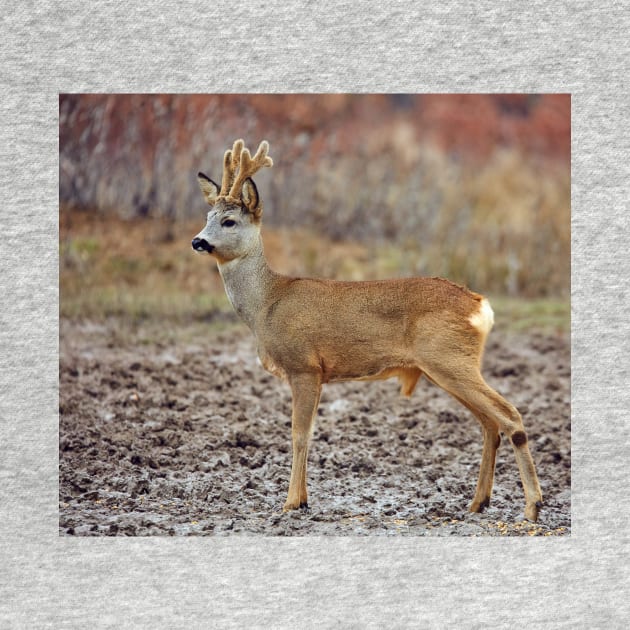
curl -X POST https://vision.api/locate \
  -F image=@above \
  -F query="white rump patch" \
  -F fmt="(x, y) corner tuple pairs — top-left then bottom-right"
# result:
(469, 298), (494, 335)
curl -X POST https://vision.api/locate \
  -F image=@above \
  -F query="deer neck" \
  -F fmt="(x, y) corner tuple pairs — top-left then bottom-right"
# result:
(217, 238), (276, 331)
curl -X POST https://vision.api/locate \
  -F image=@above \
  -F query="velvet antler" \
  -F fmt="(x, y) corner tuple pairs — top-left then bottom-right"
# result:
(227, 140), (273, 200)
(219, 139), (244, 197)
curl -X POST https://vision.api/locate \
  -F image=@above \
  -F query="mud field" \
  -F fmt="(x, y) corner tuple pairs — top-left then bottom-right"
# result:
(59, 319), (570, 537)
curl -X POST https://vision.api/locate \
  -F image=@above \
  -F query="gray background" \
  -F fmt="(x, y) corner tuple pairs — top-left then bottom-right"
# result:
(1, 1), (628, 627)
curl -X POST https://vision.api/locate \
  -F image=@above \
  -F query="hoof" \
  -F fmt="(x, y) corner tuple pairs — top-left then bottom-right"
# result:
(469, 497), (490, 513)
(283, 499), (308, 513)
(525, 500), (542, 522)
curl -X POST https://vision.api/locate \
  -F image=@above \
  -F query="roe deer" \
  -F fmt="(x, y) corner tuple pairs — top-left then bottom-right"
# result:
(192, 139), (543, 521)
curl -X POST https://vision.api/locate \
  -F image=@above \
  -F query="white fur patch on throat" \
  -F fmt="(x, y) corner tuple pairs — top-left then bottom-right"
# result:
(469, 298), (494, 335)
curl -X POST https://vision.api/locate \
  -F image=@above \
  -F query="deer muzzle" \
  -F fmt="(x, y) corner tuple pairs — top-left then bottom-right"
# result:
(192, 237), (214, 253)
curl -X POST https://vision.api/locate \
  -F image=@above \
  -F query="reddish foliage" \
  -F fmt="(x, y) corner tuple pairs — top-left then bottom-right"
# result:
(59, 94), (569, 220)
(60, 93), (569, 164)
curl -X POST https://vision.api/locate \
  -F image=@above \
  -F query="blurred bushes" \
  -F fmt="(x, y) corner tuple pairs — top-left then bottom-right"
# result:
(59, 94), (569, 297)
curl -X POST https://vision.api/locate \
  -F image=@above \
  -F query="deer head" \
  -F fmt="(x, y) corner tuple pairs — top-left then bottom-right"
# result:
(192, 139), (273, 262)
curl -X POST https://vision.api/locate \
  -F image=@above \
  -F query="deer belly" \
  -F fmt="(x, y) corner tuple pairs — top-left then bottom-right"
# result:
(329, 365), (422, 396)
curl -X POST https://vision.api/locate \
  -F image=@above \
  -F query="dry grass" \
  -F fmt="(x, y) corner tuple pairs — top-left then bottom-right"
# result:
(61, 144), (570, 297)
(272, 147), (570, 297)
(60, 207), (569, 334)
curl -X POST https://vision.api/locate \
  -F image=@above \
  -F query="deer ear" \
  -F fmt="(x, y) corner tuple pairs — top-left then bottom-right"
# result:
(197, 172), (220, 205)
(241, 177), (261, 217)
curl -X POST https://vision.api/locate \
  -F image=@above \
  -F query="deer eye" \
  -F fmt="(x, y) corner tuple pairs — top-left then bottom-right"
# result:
(221, 219), (236, 228)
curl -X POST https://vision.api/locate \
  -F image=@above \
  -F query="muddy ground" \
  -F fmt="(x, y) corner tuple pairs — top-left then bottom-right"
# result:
(59, 318), (570, 537)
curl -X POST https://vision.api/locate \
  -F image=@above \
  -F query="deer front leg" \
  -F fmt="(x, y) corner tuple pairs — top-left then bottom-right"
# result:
(283, 372), (321, 512)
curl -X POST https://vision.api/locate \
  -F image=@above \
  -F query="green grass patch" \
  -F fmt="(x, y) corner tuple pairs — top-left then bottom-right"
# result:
(60, 285), (234, 325)
(489, 295), (570, 334)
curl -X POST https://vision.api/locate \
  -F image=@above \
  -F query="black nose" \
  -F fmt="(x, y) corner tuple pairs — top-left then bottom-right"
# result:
(192, 237), (213, 253)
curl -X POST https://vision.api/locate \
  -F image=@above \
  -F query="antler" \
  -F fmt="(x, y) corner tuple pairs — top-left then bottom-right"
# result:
(219, 139), (245, 196)
(227, 140), (273, 200)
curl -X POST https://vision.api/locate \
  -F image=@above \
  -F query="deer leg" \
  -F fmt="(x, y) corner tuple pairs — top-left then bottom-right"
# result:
(425, 375), (500, 513)
(283, 372), (321, 512)
(424, 366), (543, 521)
(469, 423), (500, 513)
(451, 394), (500, 513)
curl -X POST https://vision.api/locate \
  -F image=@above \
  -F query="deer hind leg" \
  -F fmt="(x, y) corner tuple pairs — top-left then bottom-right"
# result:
(424, 365), (543, 521)
(466, 411), (500, 513)
(283, 372), (321, 512)
(472, 423), (501, 513)
(427, 381), (500, 514)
